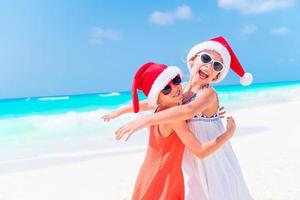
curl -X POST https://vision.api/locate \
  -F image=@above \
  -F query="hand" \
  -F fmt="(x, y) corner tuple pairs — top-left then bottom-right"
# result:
(218, 106), (226, 118)
(101, 111), (120, 122)
(226, 116), (236, 137)
(115, 118), (147, 141)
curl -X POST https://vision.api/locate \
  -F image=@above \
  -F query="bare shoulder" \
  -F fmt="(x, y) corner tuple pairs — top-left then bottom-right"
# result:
(202, 87), (219, 114)
(195, 87), (217, 101)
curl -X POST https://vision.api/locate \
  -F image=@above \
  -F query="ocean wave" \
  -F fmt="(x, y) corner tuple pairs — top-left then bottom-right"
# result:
(99, 92), (120, 97)
(38, 96), (70, 101)
(0, 108), (136, 139)
(0, 109), (148, 164)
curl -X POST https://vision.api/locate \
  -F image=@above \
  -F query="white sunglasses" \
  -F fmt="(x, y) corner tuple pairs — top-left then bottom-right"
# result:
(196, 52), (224, 72)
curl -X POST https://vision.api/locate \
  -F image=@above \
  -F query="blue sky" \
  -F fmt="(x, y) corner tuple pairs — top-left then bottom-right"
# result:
(0, 0), (300, 99)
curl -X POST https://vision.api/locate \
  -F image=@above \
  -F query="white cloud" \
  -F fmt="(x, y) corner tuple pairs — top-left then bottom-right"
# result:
(176, 5), (193, 19)
(218, 0), (296, 14)
(241, 24), (258, 35)
(150, 5), (193, 25)
(271, 27), (290, 35)
(89, 27), (121, 44)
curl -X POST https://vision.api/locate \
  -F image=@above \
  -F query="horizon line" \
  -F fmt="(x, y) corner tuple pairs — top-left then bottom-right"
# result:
(1, 79), (300, 102)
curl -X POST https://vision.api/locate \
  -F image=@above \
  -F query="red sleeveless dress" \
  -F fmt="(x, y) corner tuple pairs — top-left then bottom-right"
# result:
(132, 109), (185, 200)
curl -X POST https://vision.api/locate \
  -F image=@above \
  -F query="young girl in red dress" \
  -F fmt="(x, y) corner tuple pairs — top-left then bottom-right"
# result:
(104, 62), (236, 200)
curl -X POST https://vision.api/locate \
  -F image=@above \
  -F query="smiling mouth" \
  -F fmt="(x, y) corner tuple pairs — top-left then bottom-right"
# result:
(198, 69), (209, 79)
(172, 90), (181, 98)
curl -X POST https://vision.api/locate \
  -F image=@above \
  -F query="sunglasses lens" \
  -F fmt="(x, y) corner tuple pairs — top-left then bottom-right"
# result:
(201, 53), (212, 63)
(172, 76), (182, 85)
(213, 62), (223, 72)
(162, 85), (171, 95)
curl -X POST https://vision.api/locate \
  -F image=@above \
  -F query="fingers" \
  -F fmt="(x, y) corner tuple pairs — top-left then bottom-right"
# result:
(115, 127), (128, 140)
(101, 114), (110, 122)
(101, 112), (118, 122)
(219, 110), (226, 114)
(228, 116), (235, 122)
(226, 116), (233, 123)
(218, 106), (226, 118)
(219, 106), (224, 111)
(226, 116), (236, 127)
(226, 116), (233, 121)
(219, 111), (226, 118)
(125, 132), (133, 141)
(104, 118), (110, 122)
(115, 126), (125, 135)
(115, 131), (126, 140)
(115, 125), (134, 141)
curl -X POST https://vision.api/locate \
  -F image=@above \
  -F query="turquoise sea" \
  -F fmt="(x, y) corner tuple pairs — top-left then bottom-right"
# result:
(1, 81), (300, 166)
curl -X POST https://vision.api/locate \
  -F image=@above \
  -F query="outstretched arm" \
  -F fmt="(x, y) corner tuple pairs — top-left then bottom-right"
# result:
(172, 117), (235, 158)
(115, 88), (216, 138)
(101, 100), (155, 122)
(145, 88), (215, 125)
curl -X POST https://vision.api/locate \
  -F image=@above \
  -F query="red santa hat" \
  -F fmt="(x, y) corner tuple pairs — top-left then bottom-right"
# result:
(186, 36), (253, 86)
(132, 62), (182, 113)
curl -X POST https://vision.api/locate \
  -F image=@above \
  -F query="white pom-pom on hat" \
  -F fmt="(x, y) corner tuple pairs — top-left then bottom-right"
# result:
(240, 72), (253, 86)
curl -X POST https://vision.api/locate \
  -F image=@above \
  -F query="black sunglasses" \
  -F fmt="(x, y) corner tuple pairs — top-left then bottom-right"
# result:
(197, 52), (224, 72)
(161, 76), (182, 95)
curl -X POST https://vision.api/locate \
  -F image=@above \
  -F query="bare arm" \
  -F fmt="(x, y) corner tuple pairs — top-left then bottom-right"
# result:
(145, 88), (216, 125)
(115, 88), (217, 141)
(115, 88), (215, 133)
(172, 117), (235, 158)
(101, 100), (155, 122)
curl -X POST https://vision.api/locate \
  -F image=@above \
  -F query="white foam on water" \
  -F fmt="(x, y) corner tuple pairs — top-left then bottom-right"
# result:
(0, 108), (148, 162)
(38, 96), (70, 101)
(99, 92), (120, 97)
(0, 108), (133, 138)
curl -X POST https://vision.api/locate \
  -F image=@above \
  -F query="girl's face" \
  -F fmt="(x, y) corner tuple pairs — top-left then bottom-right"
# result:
(189, 49), (222, 86)
(157, 75), (183, 107)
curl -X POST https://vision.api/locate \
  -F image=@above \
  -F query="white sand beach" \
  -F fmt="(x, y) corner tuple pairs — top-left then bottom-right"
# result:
(0, 99), (300, 200)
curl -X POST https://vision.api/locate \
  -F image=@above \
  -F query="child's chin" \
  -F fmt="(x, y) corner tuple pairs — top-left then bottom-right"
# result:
(174, 98), (182, 104)
(198, 78), (208, 84)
